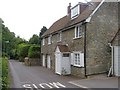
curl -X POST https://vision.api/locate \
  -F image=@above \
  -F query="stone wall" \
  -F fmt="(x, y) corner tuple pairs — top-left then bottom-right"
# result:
(86, 2), (118, 75)
(71, 66), (85, 78)
(24, 57), (41, 66)
(41, 26), (86, 77)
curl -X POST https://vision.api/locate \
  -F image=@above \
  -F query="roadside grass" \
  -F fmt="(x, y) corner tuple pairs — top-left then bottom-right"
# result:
(1, 57), (10, 89)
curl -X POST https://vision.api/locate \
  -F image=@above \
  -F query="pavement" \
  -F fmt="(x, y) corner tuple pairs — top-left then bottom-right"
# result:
(69, 74), (119, 89)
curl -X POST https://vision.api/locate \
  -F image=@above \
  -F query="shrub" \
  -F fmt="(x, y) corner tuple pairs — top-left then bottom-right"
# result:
(2, 57), (9, 89)
(2, 52), (9, 58)
(17, 44), (30, 62)
(28, 45), (40, 58)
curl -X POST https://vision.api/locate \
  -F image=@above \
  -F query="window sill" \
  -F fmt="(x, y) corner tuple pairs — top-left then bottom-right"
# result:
(57, 41), (62, 43)
(73, 36), (82, 40)
(73, 64), (84, 68)
(48, 43), (51, 45)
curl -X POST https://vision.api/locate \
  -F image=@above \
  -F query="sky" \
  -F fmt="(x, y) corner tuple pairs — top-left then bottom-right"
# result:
(0, 0), (91, 41)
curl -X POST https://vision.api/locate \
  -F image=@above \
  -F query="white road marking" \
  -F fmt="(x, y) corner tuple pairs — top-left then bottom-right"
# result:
(69, 81), (88, 88)
(23, 84), (32, 88)
(22, 82), (66, 89)
(49, 82), (66, 88)
(32, 84), (38, 89)
(39, 83), (53, 88)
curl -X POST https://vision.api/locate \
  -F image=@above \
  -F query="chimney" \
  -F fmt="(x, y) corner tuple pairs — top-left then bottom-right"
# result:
(67, 3), (71, 15)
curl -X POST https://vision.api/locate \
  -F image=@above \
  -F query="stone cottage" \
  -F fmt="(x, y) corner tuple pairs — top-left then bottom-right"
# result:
(41, 0), (118, 78)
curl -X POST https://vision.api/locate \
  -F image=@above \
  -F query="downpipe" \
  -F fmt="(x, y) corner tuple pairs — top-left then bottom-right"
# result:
(108, 43), (114, 76)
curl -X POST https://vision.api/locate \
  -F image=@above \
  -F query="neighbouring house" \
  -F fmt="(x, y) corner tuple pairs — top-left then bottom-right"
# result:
(108, 29), (120, 77)
(41, 0), (118, 78)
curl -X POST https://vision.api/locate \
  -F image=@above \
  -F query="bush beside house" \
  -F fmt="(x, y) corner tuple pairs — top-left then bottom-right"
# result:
(24, 45), (41, 66)
(17, 44), (30, 62)
(28, 45), (40, 58)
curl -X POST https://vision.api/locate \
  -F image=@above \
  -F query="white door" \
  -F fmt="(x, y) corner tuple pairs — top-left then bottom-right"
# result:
(42, 55), (45, 67)
(62, 54), (71, 75)
(55, 53), (61, 75)
(114, 46), (120, 76)
(47, 55), (51, 69)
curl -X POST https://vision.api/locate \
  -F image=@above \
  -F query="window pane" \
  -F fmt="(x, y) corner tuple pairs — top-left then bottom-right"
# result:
(42, 38), (45, 45)
(74, 53), (81, 66)
(76, 27), (79, 37)
(63, 54), (69, 57)
(74, 54), (76, 65)
(79, 27), (81, 37)
(78, 59), (80, 65)
(60, 33), (62, 41)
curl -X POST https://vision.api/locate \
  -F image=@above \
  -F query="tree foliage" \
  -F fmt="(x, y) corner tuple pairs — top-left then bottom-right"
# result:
(28, 26), (47, 45)
(29, 34), (40, 44)
(1, 19), (27, 59)
(39, 26), (47, 37)
(28, 45), (40, 58)
(1, 18), (48, 60)
(17, 43), (30, 62)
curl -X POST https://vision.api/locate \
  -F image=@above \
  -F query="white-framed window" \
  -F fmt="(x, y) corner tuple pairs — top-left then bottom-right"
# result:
(75, 26), (83, 39)
(42, 38), (45, 46)
(57, 32), (62, 42)
(71, 52), (84, 67)
(48, 35), (52, 44)
(71, 4), (80, 19)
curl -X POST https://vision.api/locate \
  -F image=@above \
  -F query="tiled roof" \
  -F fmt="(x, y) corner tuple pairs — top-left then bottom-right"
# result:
(58, 45), (70, 52)
(42, 15), (70, 37)
(110, 28), (120, 43)
(42, 2), (100, 37)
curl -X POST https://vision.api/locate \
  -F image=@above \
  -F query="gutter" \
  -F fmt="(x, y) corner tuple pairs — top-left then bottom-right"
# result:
(84, 22), (87, 78)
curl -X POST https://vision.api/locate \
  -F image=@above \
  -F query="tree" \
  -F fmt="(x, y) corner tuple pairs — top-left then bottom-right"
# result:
(39, 26), (47, 37)
(15, 36), (27, 45)
(17, 43), (30, 62)
(1, 18), (27, 59)
(29, 34), (39, 44)
(39, 26), (48, 45)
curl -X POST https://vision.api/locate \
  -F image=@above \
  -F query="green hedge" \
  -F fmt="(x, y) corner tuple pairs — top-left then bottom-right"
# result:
(2, 57), (9, 89)
(28, 45), (40, 58)
(17, 44), (30, 62)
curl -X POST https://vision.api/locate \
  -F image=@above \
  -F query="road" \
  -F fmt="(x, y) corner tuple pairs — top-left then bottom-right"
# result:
(9, 60), (81, 89)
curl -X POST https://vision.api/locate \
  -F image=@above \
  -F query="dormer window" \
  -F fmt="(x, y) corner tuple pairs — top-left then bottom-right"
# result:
(71, 4), (80, 19)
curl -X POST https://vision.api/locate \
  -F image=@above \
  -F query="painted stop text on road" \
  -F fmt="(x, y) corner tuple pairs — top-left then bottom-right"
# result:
(22, 82), (66, 89)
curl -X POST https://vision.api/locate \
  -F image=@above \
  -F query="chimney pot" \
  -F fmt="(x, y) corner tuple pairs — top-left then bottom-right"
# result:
(67, 3), (71, 15)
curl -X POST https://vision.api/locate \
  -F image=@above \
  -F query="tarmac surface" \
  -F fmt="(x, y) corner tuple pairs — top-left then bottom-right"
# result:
(9, 60), (119, 89)
(9, 60), (80, 89)
(69, 74), (119, 88)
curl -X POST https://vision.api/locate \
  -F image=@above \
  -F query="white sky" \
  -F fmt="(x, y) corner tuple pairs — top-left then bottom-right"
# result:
(0, 0), (90, 41)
